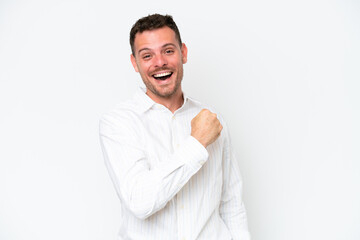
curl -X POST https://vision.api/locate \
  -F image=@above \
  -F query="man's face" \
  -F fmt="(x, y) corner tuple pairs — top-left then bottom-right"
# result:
(131, 27), (187, 100)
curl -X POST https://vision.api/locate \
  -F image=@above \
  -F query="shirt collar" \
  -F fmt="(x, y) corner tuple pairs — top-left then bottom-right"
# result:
(133, 87), (192, 113)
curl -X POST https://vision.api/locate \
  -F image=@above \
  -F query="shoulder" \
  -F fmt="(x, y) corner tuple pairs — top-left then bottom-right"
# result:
(186, 96), (219, 114)
(187, 96), (227, 125)
(99, 99), (143, 133)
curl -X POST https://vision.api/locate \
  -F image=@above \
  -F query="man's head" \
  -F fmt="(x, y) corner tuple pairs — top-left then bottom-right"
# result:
(130, 14), (187, 101)
(130, 14), (182, 56)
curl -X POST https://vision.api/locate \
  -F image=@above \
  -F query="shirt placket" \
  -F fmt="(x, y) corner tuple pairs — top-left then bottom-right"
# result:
(171, 113), (187, 240)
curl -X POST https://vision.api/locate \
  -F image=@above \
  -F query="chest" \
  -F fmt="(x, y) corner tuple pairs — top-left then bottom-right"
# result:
(138, 110), (224, 175)
(141, 111), (194, 161)
(137, 108), (225, 203)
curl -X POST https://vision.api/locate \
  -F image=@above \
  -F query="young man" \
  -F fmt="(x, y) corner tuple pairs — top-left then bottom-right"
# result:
(100, 14), (250, 240)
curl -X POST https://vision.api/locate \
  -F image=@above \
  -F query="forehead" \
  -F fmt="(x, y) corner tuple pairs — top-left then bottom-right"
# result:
(133, 27), (179, 53)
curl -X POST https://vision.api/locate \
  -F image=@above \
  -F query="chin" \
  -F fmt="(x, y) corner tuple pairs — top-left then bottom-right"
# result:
(157, 90), (176, 98)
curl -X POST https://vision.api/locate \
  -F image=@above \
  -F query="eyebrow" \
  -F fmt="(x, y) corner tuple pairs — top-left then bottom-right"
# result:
(137, 43), (178, 55)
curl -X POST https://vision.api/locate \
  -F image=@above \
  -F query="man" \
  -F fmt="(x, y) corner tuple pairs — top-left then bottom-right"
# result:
(99, 14), (250, 240)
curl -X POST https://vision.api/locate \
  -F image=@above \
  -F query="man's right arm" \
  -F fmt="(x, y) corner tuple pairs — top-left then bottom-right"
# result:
(99, 109), (221, 220)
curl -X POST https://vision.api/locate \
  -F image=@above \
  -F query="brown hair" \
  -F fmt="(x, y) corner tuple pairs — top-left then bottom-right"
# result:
(130, 14), (182, 56)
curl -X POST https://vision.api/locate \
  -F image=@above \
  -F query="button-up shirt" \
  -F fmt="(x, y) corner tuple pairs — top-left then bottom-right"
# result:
(99, 88), (250, 240)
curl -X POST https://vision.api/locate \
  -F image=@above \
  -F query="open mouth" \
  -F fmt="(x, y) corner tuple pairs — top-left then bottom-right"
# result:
(152, 71), (173, 81)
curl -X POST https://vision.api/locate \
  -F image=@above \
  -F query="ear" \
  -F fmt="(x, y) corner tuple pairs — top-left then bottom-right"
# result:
(181, 43), (188, 64)
(130, 54), (139, 72)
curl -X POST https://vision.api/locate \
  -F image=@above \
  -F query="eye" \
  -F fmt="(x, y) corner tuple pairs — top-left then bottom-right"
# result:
(165, 49), (175, 55)
(142, 54), (152, 60)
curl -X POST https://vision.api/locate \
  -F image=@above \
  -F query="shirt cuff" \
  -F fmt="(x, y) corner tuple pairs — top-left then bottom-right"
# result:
(177, 136), (209, 170)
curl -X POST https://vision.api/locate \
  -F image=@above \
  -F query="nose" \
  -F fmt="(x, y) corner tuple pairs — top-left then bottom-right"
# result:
(153, 54), (167, 67)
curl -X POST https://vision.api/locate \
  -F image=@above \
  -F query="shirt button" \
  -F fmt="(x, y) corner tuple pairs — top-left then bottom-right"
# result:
(172, 115), (176, 120)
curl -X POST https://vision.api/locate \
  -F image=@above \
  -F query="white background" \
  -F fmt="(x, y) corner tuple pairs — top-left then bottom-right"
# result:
(1, 0), (359, 239)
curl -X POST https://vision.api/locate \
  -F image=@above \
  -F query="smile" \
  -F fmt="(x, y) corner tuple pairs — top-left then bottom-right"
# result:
(152, 71), (173, 80)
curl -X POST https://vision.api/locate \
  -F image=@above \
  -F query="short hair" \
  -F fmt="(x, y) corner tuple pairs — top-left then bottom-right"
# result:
(130, 14), (182, 56)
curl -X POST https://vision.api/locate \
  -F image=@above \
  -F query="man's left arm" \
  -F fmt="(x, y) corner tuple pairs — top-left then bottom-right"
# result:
(219, 121), (251, 240)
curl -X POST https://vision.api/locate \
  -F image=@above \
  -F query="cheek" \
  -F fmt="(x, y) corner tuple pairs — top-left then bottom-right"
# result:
(141, 62), (153, 73)
(137, 63), (147, 75)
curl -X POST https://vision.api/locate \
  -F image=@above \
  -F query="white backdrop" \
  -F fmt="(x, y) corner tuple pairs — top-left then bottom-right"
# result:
(1, 0), (359, 239)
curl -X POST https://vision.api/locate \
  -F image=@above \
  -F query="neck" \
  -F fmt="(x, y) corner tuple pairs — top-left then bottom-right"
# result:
(146, 89), (184, 113)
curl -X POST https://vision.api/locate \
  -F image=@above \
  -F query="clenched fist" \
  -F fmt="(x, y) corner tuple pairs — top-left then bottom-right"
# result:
(191, 109), (223, 148)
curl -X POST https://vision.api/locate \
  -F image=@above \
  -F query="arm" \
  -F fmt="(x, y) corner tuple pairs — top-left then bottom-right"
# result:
(219, 122), (251, 240)
(99, 114), (208, 220)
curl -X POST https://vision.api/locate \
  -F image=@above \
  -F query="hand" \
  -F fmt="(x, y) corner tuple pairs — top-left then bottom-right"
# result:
(191, 109), (223, 148)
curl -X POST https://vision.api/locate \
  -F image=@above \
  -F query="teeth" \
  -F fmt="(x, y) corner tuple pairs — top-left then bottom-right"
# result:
(153, 72), (172, 78)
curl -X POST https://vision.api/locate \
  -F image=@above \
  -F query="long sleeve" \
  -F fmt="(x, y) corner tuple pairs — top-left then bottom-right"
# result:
(99, 113), (208, 220)
(219, 122), (251, 240)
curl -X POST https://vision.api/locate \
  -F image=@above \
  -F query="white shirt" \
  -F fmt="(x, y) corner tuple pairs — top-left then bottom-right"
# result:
(99, 88), (250, 240)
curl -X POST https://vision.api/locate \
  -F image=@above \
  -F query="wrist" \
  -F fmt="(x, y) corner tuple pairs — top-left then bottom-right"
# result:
(191, 134), (207, 148)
